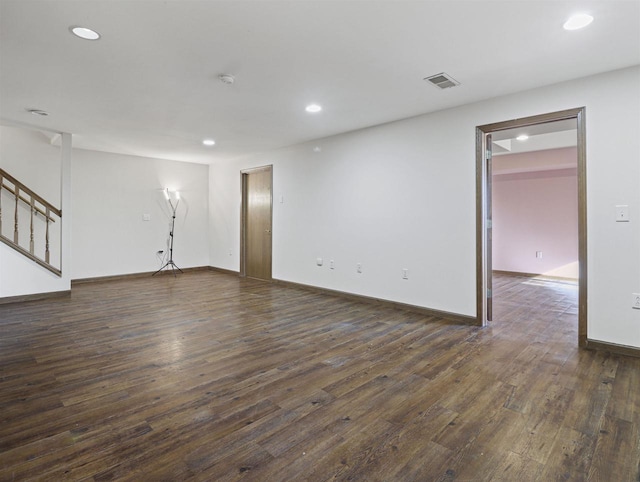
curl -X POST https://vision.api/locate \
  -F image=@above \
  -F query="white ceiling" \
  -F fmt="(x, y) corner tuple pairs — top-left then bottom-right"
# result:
(492, 119), (577, 155)
(491, 119), (577, 143)
(493, 130), (577, 155)
(492, 119), (578, 173)
(1, 1), (639, 164)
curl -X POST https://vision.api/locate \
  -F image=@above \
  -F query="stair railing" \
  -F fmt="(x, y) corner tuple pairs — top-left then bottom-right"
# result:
(0, 168), (62, 276)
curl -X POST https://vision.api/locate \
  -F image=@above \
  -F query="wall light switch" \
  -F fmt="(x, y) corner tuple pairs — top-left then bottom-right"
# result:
(143, 213), (151, 221)
(316, 258), (323, 266)
(633, 293), (640, 310)
(616, 205), (629, 222)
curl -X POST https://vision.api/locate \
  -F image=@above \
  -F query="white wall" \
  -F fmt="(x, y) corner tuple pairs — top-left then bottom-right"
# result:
(493, 168), (578, 279)
(0, 124), (71, 297)
(72, 149), (209, 279)
(0, 125), (61, 201)
(1, 128), (209, 295)
(209, 66), (640, 348)
(493, 148), (579, 279)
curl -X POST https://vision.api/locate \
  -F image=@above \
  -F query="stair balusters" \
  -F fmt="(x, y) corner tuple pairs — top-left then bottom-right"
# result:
(0, 168), (62, 276)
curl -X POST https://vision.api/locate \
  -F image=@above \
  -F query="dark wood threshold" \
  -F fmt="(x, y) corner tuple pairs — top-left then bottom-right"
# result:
(272, 278), (476, 325)
(0, 290), (70, 305)
(71, 266), (210, 285)
(493, 270), (578, 283)
(207, 266), (240, 276)
(585, 339), (640, 359)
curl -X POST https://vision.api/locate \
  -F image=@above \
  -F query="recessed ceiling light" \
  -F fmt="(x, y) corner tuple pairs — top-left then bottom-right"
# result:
(516, 134), (529, 141)
(26, 108), (49, 117)
(202, 139), (216, 146)
(70, 26), (101, 40)
(563, 13), (593, 30)
(313, 146), (322, 152)
(305, 104), (322, 113)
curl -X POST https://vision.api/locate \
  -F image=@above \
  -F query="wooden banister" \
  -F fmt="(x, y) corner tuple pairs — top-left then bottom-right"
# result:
(0, 234), (61, 276)
(0, 168), (61, 219)
(0, 167), (62, 276)
(1, 181), (58, 222)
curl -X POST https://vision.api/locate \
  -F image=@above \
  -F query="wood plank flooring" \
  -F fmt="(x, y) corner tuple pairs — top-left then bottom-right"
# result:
(0, 271), (638, 481)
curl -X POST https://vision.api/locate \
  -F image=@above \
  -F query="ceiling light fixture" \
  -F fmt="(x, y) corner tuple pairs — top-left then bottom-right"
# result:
(516, 134), (529, 141)
(305, 104), (322, 113)
(26, 108), (49, 117)
(69, 26), (101, 40)
(563, 13), (594, 30)
(202, 139), (216, 146)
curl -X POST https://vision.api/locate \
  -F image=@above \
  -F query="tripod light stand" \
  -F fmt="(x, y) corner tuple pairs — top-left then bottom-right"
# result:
(153, 188), (184, 277)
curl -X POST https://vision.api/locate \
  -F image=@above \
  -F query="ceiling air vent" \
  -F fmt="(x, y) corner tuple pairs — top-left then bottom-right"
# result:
(424, 72), (460, 90)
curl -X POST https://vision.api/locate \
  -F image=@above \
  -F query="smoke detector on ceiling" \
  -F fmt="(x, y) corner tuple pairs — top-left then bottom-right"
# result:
(424, 72), (460, 90)
(218, 74), (235, 85)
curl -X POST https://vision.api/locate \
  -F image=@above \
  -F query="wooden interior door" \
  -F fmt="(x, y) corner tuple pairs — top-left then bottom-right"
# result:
(485, 134), (493, 322)
(242, 166), (272, 280)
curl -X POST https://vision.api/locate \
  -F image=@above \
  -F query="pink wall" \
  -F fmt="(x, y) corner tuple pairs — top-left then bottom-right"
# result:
(492, 148), (578, 279)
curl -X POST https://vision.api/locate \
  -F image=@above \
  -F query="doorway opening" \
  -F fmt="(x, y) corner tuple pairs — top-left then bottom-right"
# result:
(476, 108), (587, 347)
(240, 165), (273, 281)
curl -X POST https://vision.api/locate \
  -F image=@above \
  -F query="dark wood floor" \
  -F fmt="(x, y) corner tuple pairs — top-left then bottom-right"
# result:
(0, 271), (638, 481)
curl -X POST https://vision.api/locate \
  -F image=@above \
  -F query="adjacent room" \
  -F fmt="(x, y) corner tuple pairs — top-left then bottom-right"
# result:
(1, 1), (639, 480)
(490, 120), (580, 330)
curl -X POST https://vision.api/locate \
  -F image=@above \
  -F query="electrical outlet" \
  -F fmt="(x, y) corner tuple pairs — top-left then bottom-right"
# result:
(329, 259), (335, 269)
(616, 205), (629, 222)
(402, 268), (409, 280)
(633, 293), (640, 310)
(356, 263), (362, 273)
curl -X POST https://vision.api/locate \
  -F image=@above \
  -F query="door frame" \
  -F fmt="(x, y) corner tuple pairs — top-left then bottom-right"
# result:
(476, 107), (587, 347)
(240, 165), (273, 279)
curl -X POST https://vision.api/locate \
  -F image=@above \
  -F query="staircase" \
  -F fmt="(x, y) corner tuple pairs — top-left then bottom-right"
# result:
(0, 168), (62, 276)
